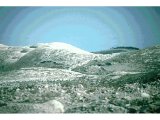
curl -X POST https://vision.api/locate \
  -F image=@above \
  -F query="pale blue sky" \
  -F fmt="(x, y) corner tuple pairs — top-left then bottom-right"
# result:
(0, 7), (160, 51)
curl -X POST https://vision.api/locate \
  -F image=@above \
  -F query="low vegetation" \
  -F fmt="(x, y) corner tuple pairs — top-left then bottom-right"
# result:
(0, 44), (159, 113)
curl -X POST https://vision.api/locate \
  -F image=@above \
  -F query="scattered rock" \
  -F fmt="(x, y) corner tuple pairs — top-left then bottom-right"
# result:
(141, 92), (150, 98)
(0, 100), (64, 113)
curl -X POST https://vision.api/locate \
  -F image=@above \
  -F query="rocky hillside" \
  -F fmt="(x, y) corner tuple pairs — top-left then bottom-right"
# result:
(0, 42), (114, 71)
(0, 43), (159, 113)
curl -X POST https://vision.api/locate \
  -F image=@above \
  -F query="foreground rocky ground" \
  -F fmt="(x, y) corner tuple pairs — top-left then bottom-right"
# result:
(0, 43), (159, 113)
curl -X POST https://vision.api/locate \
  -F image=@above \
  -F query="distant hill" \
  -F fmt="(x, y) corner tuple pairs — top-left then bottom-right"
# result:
(112, 46), (139, 50)
(93, 46), (139, 54)
(0, 42), (113, 71)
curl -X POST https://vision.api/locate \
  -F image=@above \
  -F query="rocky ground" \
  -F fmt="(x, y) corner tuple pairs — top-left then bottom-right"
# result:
(0, 43), (159, 113)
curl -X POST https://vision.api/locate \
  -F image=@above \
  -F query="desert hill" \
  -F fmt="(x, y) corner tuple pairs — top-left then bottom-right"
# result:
(0, 43), (159, 113)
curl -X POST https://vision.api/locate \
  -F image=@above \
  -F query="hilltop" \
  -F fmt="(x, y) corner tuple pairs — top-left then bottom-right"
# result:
(93, 46), (139, 54)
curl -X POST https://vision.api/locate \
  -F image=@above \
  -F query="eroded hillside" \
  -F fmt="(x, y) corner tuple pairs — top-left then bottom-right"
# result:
(0, 43), (159, 113)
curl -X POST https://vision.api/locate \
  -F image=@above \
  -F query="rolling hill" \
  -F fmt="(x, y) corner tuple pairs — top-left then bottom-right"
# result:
(0, 43), (159, 113)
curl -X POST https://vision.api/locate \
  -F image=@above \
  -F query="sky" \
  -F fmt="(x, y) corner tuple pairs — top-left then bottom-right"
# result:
(0, 7), (160, 52)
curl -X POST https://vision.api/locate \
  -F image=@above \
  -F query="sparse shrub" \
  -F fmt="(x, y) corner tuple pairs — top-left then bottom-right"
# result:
(30, 45), (37, 48)
(20, 49), (28, 53)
